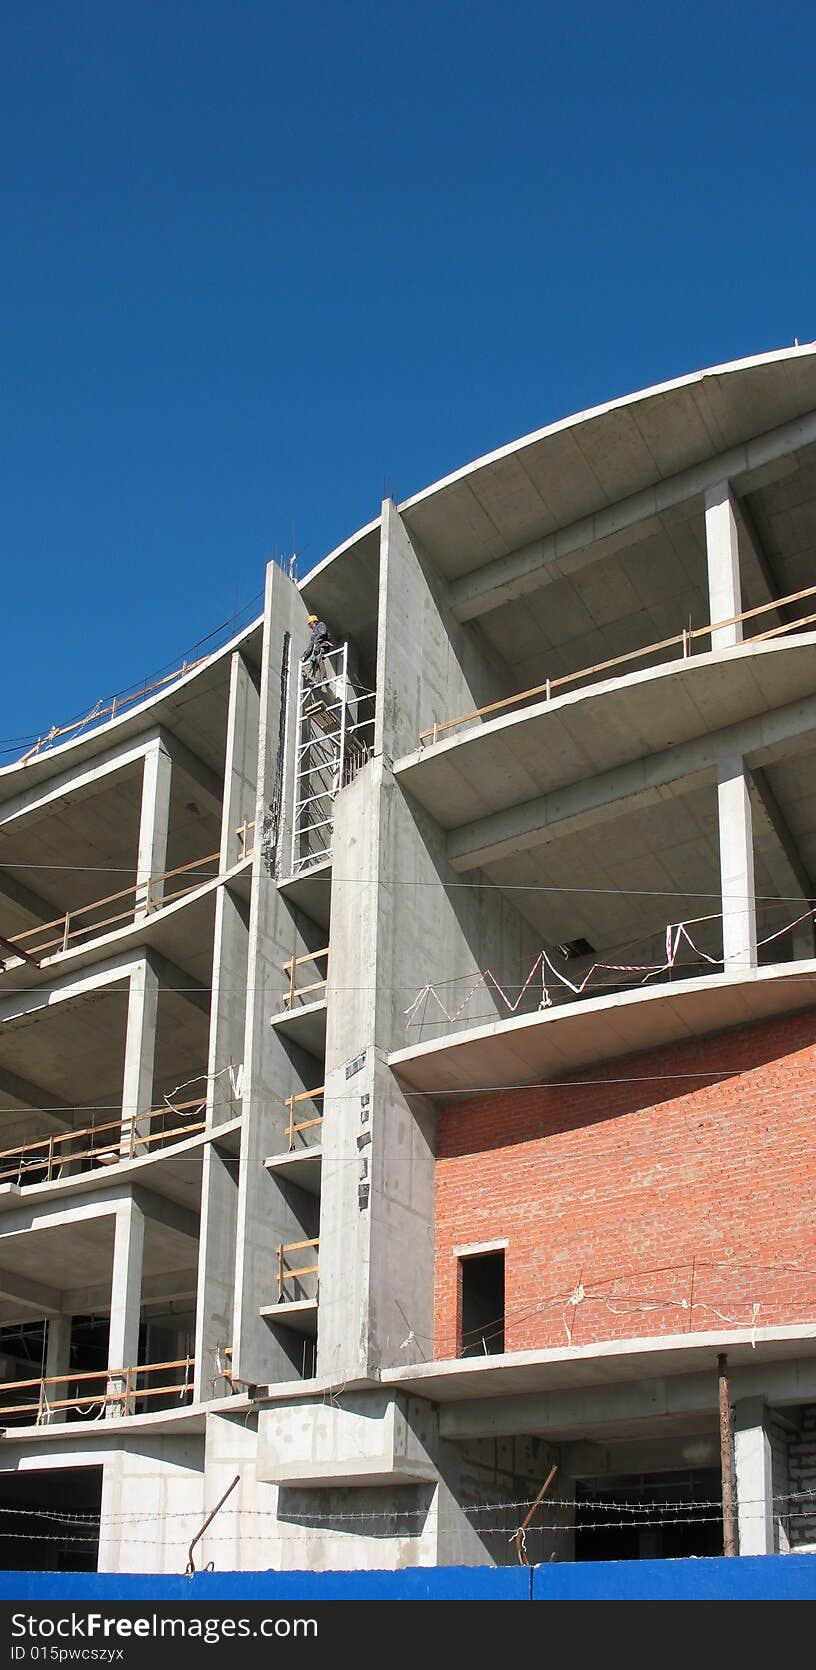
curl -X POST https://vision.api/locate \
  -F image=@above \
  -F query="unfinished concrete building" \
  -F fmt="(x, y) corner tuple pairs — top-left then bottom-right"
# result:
(2, 344), (816, 1569)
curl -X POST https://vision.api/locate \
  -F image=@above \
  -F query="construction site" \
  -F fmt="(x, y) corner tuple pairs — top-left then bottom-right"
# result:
(3, 342), (816, 1570)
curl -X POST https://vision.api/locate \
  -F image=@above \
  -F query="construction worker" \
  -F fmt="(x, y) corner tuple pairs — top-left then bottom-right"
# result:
(302, 614), (333, 682)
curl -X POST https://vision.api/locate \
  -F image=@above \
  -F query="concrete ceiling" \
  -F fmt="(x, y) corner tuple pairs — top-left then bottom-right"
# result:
(476, 781), (727, 965)
(0, 1210), (194, 1302)
(0, 763), (222, 942)
(299, 350), (816, 759)
(398, 346), (816, 578)
(0, 985), (129, 1111)
(0, 980), (208, 1117)
(465, 433), (816, 703)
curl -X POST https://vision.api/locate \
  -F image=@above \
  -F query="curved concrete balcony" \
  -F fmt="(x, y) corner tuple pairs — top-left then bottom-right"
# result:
(0, 1100), (241, 1197)
(0, 1112), (242, 1210)
(0, 846), (252, 997)
(0, 617), (262, 787)
(394, 633), (816, 866)
(389, 952), (816, 1093)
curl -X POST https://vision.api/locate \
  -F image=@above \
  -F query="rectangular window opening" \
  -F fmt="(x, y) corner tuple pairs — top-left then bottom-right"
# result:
(458, 1249), (505, 1357)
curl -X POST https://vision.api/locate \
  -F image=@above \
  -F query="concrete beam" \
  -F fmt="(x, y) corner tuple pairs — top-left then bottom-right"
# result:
(70, 1266), (199, 1315)
(0, 734), (163, 830)
(562, 1430), (720, 1479)
(448, 410), (816, 621)
(158, 728), (224, 819)
(148, 951), (211, 1017)
(0, 948), (138, 1026)
(132, 1186), (199, 1244)
(0, 1266), (61, 1316)
(438, 1355), (816, 1442)
(447, 690), (816, 870)
(0, 1069), (74, 1131)
(0, 870), (56, 925)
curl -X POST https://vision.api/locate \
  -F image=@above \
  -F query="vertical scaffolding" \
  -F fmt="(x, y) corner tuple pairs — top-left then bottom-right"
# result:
(290, 644), (373, 875)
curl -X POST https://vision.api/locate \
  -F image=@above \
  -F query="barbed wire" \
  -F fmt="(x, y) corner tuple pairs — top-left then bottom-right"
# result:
(1, 1483), (816, 1533)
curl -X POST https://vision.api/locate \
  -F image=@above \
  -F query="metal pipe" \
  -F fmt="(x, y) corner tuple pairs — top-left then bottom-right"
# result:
(185, 1473), (240, 1575)
(718, 1353), (737, 1556)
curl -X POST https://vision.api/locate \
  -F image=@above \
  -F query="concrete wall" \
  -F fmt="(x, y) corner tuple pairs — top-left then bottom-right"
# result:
(97, 1434), (206, 1574)
(203, 1405), (439, 1571)
(220, 651), (260, 868)
(317, 632), (541, 1379)
(376, 498), (514, 763)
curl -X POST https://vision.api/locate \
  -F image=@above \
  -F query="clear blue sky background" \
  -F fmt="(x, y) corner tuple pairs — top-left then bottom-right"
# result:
(2, 1), (814, 754)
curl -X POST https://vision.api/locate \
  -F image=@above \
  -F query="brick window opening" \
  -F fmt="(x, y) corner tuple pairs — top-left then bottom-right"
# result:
(458, 1250), (505, 1357)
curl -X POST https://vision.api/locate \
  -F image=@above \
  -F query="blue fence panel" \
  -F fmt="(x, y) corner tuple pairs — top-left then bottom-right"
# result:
(531, 1554), (816, 1601)
(1, 1557), (814, 1602)
(0, 1566), (529, 1603)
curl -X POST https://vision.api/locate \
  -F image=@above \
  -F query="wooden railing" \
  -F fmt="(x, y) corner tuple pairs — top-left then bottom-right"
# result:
(418, 579), (816, 746)
(284, 1087), (324, 1151)
(0, 1098), (210, 1188)
(235, 817), (255, 857)
(0, 1356), (194, 1422)
(276, 1238), (319, 1302)
(281, 948), (329, 1010)
(1, 822), (255, 968)
(19, 659), (209, 764)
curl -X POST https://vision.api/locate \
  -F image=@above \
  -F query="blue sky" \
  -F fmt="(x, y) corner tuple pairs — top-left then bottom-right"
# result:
(2, 1), (814, 754)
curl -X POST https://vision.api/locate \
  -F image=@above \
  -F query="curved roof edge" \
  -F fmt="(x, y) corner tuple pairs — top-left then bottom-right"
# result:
(398, 339), (816, 515)
(0, 613), (263, 785)
(299, 341), (816, 592)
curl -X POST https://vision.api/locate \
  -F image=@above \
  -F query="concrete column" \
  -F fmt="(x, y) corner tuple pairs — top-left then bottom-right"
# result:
(120, 958), (159, 1157)
(44, 1314), (72, 1425)
(194, 885), (248, 1398)
(735, 1397), (774, 1554)
(232, 559), (319, 1386)
(717, 756), (757, 969)
(106, 1197), (145, 1419)
(220, 652), (260, 869)
(705, 482), (743, 649)
(135, 740), (172, 917)
(193, 1148), (239, 1401)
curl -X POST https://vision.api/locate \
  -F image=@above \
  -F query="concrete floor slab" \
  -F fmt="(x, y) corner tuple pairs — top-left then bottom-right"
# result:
(395, 635), (816, 829)
(389, 956), (816, 1091)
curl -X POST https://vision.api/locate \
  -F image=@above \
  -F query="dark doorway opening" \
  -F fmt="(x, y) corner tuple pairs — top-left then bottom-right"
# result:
(458, 1250), (505, 1356)
(0, 1466), (102, 1571)
(574, 1468), (723, 1560)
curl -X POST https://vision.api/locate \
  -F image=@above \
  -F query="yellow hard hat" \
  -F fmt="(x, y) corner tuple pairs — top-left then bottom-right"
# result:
(307, 613), (318, 625)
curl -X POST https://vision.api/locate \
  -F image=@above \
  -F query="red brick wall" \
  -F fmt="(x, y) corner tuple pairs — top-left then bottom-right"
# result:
(434, 1009), (816, 1358)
